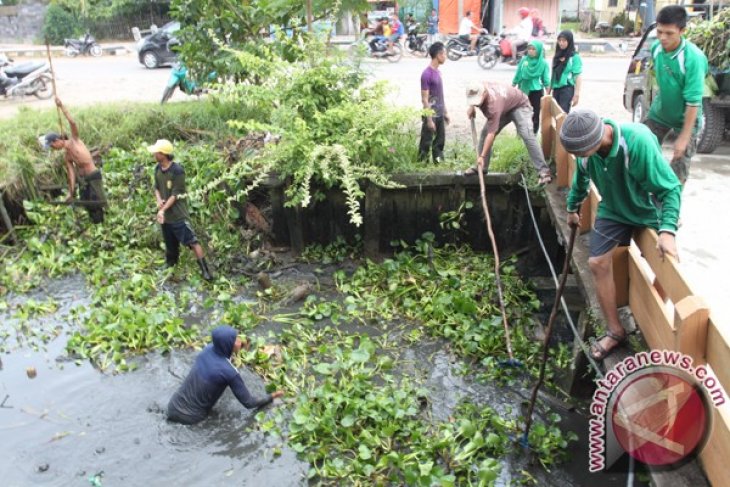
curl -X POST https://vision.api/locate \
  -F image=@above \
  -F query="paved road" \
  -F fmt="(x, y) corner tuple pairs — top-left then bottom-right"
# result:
(2, 52), (729, 325)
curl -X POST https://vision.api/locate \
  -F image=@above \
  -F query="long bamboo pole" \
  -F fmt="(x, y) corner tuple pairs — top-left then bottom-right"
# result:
(45, 39), (63, 134)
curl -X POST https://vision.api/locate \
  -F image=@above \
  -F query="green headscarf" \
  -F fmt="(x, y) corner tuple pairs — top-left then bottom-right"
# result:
(518, 40), (545, 79)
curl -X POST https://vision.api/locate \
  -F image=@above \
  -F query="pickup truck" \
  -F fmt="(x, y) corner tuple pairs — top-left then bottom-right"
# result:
(623, 23), (729, 153)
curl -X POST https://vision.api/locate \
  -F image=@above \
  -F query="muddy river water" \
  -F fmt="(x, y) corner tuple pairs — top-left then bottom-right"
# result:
(0, 273), (638, 486)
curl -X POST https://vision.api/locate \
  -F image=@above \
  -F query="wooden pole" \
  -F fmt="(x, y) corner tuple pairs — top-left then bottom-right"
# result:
(0, 191), (16, 245)
(306, 0), (313, 33)
(45, 39), (63, 134)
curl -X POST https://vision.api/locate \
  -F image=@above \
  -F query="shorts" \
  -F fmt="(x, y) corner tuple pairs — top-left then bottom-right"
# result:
(589, 218), (636, 257)
(162, 220), (198, 247)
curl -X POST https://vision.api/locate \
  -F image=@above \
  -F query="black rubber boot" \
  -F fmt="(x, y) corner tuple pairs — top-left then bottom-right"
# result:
(197, 258), (213, 281)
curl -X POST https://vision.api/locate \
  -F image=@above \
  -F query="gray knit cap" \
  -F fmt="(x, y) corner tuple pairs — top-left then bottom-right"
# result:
(559, 109), (605, 154)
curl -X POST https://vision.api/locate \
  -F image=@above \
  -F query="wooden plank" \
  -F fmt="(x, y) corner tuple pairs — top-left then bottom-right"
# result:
(549, 95), (564, 118)
(613, 246), (629, 308)
(699, 405), (730, 487)
(673, 295), (709, 363)
(589, 182), (601, 230)
(555, 114), (568, 187)
(706, 317), (730, 396)
(540, 96), (554, 160)
(579, 199), (591, 234)
(628, 246), (673, 350)
(633, 228), (693, 304)
(566, 153), (576, 187)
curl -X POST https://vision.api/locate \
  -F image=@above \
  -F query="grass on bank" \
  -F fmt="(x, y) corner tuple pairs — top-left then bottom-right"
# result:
(0, 100), (532, 205)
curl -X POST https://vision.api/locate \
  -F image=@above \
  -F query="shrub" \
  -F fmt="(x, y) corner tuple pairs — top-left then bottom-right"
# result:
(42, 4), (82, 45)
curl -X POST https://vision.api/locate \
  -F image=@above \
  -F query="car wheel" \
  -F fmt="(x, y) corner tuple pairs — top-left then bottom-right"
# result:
(142, 51), (160, 69)
(697, 98), (725, 154)
(632, 94), (647, 123)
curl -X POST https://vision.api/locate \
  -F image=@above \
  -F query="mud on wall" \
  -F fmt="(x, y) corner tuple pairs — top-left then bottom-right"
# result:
(0, 1), (46, 43)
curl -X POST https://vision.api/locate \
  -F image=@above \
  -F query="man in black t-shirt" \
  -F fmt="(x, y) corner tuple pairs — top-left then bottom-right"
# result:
(148, 139), (213, 280)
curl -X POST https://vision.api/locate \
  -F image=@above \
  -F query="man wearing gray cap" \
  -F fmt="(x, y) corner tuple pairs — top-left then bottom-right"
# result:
(561, 109), (681, 360)
(464, 81), (551, 184)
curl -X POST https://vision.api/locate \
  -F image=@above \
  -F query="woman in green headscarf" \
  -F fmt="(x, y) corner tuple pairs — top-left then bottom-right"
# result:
(512, 40), (550, 134)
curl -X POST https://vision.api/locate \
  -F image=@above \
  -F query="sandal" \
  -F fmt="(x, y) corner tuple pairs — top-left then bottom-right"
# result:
(538, 172), (552, 185)
(589, 330), (627, 361)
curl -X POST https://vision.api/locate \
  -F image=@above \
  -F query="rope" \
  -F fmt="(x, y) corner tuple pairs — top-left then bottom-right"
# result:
(520, 173), (604, 378)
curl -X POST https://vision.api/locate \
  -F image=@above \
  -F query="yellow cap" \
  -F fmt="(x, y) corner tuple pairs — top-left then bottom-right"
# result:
(146, 139), (174, 155)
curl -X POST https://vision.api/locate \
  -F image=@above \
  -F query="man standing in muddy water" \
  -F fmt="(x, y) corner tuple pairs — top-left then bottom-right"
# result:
(148, 139), (213, 281)
(44, 97), (106, 223)
(167, 326), (284, 424)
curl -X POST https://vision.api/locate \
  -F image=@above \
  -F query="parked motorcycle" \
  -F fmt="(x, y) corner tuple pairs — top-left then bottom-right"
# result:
(445, 29), (491, 61)
(349, 37), (402, 63)
(0, 55), (54, 100)
(64, 32), (102, 57)
(478, 32), (528, 70)
(161, 62), (215, 104)
(404, 23), (428, 57)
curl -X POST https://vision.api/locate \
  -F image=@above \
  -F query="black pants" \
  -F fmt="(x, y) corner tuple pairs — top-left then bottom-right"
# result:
(552, 85), (575, 114)
(418, 116), (445, 163)
(78, 170), (106, 224)
(161, 221), (198, 266)
(528, 90), (543, 134)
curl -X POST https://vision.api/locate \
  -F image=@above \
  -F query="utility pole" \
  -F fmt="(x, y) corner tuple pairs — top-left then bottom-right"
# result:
(306, 0), (314, 32)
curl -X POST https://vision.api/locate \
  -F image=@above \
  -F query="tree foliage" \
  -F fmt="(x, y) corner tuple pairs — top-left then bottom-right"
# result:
(170, 0), (369, 79)
(42, 4), (82, 45)
(51, 0), (169, 20)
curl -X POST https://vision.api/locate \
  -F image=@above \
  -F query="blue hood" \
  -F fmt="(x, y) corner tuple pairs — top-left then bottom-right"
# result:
(211, 326), (237, 358)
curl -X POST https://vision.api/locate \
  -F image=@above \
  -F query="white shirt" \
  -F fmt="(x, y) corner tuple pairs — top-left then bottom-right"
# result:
(516, 17), (533, 39)
(459, 17), (476, 36)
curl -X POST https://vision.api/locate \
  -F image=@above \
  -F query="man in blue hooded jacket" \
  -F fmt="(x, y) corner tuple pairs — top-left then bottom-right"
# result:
(167, 326), (284, 424)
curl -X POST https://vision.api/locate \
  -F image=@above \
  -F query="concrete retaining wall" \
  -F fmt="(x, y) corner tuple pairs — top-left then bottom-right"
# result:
(0, 1), (46, 44)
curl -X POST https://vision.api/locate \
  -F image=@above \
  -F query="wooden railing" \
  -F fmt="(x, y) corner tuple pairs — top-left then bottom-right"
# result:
(540, 94), (729, 485)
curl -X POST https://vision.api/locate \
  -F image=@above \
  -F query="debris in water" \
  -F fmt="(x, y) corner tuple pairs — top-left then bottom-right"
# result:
(50, 431), (71, 442)
(88, 471), (103, 487)
(244, 202), (271, 236)
(286, 283), (312, 304)
(95, 446), (106, 455)
(262, 345), (283, 363)
(256, 271), (272, 289)
(26, 366), (37, 379)
(36, 463), (49, 473)
(0, 394), (11, 409)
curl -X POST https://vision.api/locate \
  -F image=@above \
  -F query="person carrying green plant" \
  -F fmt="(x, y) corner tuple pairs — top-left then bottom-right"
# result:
(561, 109), (681, 360)
(512, 40), (550, 134)
(148, 139), (213, 281)
(167, 325), (284, 424)
(645, 5), (709, 186)
(45, 97), (106, 224)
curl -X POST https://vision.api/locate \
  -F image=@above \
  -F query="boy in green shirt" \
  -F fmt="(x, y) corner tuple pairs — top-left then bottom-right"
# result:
(561, 109), (681, 361)
(148, 139), (213, 281)
(645, 5), (708, 185)
(512, 40), (550, 133)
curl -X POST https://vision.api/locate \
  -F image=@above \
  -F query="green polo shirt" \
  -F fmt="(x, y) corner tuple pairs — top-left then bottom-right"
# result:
(567, 119), (681, 233)
(154, 162), (189, 223)
(551, 53), (582, 89)
(648, 38), (708, 132)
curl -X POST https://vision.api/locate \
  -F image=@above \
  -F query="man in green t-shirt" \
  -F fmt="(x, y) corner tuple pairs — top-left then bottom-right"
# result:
(148, 139), (213, 281)
(561, 109), (682, 361)
(645, 5), (709, 185)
